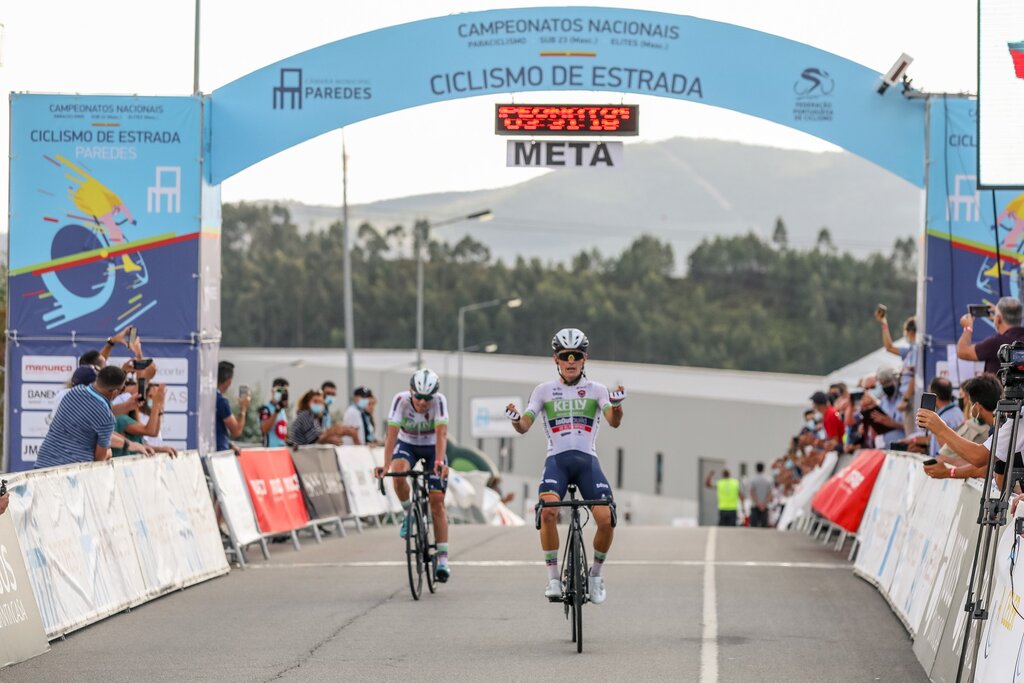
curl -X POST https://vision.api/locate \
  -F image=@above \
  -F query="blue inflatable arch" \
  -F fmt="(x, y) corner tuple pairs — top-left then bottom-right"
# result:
(209, 7), (925, 187)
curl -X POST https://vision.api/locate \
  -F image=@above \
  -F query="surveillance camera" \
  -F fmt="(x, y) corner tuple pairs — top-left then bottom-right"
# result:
(876, 53), (913, 95)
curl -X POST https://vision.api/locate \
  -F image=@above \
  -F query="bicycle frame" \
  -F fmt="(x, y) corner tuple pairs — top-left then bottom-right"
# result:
(379, 469), (438, 599)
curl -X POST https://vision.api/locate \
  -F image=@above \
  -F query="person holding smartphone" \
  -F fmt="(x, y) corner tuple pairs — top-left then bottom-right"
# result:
(874, 304), (918, 435)
(909, 378), (963, 456)
(215, 361), (250, 452)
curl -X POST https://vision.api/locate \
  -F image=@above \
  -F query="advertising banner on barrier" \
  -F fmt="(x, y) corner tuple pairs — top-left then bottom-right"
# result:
(917, 481), (983, 682)
(206, 451), (262, 546)
(292, 446), (351, 520)
(0, 509), (48, 667)
(812, 449), (887, 532)
(238, 448), (310, 533)
(971, 510), (1024, 682)
(337, 446), (387, 517)
(775, 451), (838, 530)
(5, 340), (199, 472)
(7, 94), (202, 339)
(854, 455), (916, 585)
(370, 447), (405, 514)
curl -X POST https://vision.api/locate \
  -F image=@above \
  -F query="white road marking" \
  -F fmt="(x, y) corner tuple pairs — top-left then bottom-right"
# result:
(248, 559), (847, 570)
(701, 527), (718, 683)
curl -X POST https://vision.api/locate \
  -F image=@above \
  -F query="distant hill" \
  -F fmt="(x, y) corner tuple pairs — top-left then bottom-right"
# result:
(258, 136), (920, 269)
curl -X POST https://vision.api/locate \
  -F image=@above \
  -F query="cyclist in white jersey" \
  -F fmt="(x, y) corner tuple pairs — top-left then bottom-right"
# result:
(374, 369), (453, 581)
(506, 328), (626, 604)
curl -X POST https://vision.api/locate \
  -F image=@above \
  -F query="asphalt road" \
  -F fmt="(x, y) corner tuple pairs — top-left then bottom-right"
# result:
(4, 524), (928, 682)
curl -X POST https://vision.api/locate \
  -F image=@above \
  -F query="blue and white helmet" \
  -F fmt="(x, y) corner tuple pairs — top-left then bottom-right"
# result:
(551, 328), (590, 353)
(410, 368), (440, 396)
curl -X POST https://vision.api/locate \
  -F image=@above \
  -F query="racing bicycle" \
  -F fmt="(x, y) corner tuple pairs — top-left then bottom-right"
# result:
(535, 484), (616, 653)
(379, 470), (438, 600)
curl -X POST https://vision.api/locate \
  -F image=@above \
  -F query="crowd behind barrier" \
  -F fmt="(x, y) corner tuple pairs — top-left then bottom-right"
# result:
(776, 446), (1024, 682)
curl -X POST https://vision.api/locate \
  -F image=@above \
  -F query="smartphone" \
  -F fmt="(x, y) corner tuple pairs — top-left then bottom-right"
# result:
(920, 392), (937, 412)
(127, 325), (138, 347)
(968, 304), (992, 318)
(131, 357), (153, 370)
(923, 458), (938, 466)
(238, 385), (251, 400)
(850, 390), (865, 402)
(137, 378), (147, 402)
(876, 303), (887, 318)
(0, 479), (7, 497)
(890, 442), (909, 452)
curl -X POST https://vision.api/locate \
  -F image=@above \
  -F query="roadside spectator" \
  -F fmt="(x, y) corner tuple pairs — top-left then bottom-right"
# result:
(112, 384), (171, 457)
(260, 378), (290, 447)
(957, 296), (1024, 374)
(34, 366), (126, 469)
(321, 381), (338, 428)
(216, 361), (250, 452)
(366, 395), (381, 445)
(289, 390), (358, 446)
(864, 368), (905, 448)
(875, 306), (918, 433)
(922, 374), (1001, 480)
(704, 469), (743, 526)
(135, 384), (177, 456)
(925, 377), (963, 456)
(342, 386), (374, 446)
(810, 391), (843, 449)
(747, 462), (773, 527)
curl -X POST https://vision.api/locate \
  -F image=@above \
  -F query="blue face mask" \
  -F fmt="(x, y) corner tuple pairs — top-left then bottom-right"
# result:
(310, 403), (325, 416)
(357, 398), (370, 410)
(324, 396), (334, 406)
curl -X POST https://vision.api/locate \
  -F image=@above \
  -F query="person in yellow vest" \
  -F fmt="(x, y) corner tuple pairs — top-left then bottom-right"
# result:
(704, 469), (744, 526)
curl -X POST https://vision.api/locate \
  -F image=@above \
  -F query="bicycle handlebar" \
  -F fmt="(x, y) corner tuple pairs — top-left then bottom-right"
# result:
(376, 469), (428, 495)
(537, 498), (613, 508)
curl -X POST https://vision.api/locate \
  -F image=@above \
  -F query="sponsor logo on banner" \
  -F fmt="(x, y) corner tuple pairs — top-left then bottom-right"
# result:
(272, 67), (372, 110)
(506, 140), (622, 168)
(21, 356), (75, 383)
(20, 411), (52, 439)
(792, 67), (834, 122)
(163, 385), (188, 413)
(152, 358), (189, 384)
(20, 384), (62, 410)
(21, 439), (43, 463)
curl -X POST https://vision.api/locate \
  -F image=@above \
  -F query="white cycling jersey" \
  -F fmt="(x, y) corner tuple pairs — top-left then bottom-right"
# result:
(524, 378), (614, 457)
(386, 391), (449, 446)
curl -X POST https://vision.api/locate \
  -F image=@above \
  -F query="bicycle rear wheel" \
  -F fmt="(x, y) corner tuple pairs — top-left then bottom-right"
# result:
(406, 507), (424, 600)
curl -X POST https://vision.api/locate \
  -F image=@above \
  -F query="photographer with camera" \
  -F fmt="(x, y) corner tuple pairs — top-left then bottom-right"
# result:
(260, 378), (290, 448)
(958, 297), (1024, 374)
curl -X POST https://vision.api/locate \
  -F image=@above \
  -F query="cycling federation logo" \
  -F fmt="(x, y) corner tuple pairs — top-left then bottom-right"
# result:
(273, 68), (303, 110)
(792, 67), (834, 123)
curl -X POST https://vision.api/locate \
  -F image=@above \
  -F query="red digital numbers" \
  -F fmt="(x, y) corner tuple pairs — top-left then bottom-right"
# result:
(495, 104), (639, 136)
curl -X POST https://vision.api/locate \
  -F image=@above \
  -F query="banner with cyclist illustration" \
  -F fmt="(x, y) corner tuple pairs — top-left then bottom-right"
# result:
(8, 94), (202, 339)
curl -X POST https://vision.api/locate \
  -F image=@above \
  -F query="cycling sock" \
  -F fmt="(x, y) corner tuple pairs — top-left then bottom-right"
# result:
(437, 543), (449, 566)
(545, 550), (559, 580)
(591, 551), (607, 577)
(401, 500), (411, 513)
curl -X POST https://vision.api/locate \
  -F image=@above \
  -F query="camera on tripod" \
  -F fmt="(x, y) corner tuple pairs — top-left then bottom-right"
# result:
(998, 341), (1024, 400)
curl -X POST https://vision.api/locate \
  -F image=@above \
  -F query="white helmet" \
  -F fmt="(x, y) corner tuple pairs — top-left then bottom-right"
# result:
(551, 328), (590, 353)
(410, 368), (440, 397)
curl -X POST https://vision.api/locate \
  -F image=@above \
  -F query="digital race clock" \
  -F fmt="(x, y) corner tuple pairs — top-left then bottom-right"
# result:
(495, 104), (639, 136)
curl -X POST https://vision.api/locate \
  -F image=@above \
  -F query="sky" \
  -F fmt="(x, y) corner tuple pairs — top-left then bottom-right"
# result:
(0, 0), (978, 220)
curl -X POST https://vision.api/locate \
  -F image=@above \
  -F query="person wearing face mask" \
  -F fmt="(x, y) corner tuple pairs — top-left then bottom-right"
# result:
(865, 367), (906, 448)
(321, 381), (338, 429)
(289, 390), (359, 446)
(260, 378), (290, 448)
(810, 391), (843, 449)
(34, 366), (127, 469)
(341, 386), (375, 446)
(919, 374), (1002, 481)
(113, 383), (170, 457)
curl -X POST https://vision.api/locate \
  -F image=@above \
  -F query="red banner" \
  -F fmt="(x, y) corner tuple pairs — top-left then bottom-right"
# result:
(812, 449), (887, 532)
(238, 448), (310, 534)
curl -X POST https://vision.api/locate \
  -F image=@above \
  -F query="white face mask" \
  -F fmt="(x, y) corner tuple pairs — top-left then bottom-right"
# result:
(812, 411), (823, 421)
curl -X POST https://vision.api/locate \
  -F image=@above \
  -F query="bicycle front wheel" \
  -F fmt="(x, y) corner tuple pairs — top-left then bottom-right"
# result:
(406, 508), (424, 600)
(424, 502), (437, 594)
(573, 530), (586, 653)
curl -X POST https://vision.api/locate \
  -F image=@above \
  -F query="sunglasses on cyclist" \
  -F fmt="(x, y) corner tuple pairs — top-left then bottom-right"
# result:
(412, 393), (434, 401)
(556, 351), (584, 362)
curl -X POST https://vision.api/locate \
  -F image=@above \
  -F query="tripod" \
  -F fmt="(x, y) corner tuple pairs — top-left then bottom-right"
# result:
(956, 395), (1024, 682)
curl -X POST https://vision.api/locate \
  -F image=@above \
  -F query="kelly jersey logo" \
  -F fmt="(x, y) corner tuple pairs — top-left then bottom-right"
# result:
(794, 68), (834, 99)
(544, 398), (599, 433)
(273, 67), (372, 110)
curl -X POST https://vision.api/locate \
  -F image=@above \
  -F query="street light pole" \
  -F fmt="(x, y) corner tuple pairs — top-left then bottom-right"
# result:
(457, 296), (522, 443)
(415, 209), (493, 370)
